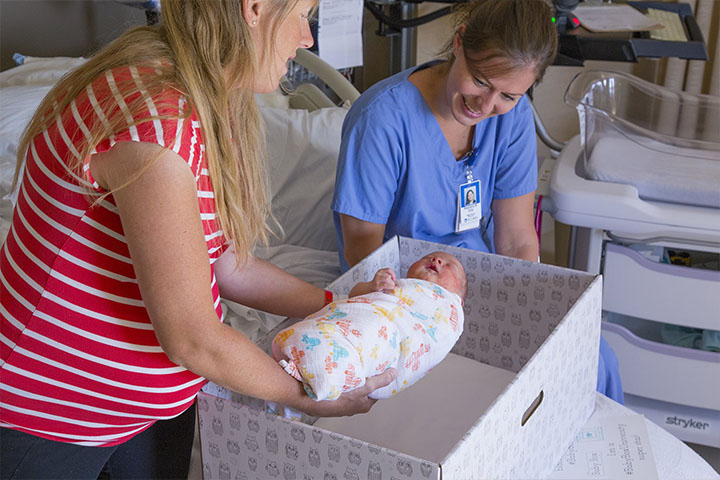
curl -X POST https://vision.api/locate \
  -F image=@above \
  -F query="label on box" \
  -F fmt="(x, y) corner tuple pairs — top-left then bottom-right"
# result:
(549, 414), (658, 479)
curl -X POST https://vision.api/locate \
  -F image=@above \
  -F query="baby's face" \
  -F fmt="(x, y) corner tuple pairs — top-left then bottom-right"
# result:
(407, 252), (466, 298)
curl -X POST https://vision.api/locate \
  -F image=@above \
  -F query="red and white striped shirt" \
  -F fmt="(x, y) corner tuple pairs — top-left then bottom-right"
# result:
(0, 66), (227, 446)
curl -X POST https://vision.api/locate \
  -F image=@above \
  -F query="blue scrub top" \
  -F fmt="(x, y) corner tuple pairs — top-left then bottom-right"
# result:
(332, 62), (538, 271)
(332, 64), (625, 404)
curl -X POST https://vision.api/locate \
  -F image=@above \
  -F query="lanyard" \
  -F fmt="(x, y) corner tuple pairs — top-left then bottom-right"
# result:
(455, 148), (481, 233)
(459, 148), (476, 183)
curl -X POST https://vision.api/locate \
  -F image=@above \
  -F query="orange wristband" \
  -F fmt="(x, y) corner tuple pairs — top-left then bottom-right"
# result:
(323, 289), (334, 306)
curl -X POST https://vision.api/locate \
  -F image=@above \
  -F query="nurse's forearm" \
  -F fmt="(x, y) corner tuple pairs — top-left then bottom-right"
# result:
(491, 193), (538, 262)
(496, 235), (539, 262)
(344, 243), (379, 268)
(339, 214), (386, 267)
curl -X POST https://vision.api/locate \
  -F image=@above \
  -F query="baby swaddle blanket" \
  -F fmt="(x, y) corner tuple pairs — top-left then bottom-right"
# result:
(272, 279), (464, 400)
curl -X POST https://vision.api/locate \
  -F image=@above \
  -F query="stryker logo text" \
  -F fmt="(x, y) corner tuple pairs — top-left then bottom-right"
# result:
(666, 416), (710, 430)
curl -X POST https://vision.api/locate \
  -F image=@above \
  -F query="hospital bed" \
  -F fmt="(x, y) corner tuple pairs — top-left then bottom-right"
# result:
(545, 70), (720, 449)
(0, 54), (717, 479)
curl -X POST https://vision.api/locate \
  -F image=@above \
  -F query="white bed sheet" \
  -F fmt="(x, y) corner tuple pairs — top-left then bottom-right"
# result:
(586, 134), (720, 208)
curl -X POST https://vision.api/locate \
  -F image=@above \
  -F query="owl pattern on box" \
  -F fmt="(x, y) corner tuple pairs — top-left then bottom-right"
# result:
(198, 389), (435, 480)
(199, 236), (600, 480)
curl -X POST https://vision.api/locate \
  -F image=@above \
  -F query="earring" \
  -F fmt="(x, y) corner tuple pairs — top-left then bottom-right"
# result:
(251, 19), (257, 25)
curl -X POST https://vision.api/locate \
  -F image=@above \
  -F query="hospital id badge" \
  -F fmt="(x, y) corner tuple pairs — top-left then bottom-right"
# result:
(455, 180), (481, 233)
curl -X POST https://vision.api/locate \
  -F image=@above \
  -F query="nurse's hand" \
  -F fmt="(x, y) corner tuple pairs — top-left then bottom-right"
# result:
(301, 368), (397, 417)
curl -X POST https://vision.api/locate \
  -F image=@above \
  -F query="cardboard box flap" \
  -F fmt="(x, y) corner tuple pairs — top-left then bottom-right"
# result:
(328, 237), (403, 294)
(199, 236), (602, 480)
(198, 391), (441, 480)
(441, 277), (602, 479)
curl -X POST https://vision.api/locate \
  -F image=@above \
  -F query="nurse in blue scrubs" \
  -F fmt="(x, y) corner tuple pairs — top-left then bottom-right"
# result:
(332, 0), (624, 402)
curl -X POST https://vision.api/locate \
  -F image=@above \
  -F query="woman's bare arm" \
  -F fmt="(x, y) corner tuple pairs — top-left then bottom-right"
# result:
(91, 141), (393, 416)
(213, 249), (328, 319)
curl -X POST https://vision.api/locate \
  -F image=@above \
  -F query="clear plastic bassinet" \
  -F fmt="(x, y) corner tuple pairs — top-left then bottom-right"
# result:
(563, 70), (720, 208)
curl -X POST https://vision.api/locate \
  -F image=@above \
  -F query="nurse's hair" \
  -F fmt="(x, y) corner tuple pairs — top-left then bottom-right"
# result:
(441, 0), (558, 83)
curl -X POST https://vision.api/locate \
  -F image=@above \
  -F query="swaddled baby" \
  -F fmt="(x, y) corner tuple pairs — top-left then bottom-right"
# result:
(272, 252), (466, 401)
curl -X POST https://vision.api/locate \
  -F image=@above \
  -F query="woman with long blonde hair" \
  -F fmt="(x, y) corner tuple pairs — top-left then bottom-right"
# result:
(0, 1), (394, 477)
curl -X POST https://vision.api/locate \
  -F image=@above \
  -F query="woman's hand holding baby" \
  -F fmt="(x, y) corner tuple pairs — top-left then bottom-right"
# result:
(296, 368), (398, 417)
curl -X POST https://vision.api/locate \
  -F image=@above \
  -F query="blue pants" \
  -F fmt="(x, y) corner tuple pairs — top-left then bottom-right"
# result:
(1, 402), (196, 479)
(598, 335), (624, 403)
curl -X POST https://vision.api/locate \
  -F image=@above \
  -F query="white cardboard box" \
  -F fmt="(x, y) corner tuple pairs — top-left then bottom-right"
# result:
(198, 236), (602, 479)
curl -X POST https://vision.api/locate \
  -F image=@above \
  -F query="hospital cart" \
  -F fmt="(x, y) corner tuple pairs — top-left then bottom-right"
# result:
(544, 70), (720, 448)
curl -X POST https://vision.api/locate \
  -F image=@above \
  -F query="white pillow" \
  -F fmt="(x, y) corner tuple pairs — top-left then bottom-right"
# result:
(260, 105), (348, 252)
(0, 56), (86, 88)
(0, 84), (54, 200)
(0, 57), (86, 204)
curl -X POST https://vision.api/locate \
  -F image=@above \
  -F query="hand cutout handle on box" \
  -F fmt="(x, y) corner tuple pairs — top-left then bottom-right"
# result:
(522, 390), (544, 427)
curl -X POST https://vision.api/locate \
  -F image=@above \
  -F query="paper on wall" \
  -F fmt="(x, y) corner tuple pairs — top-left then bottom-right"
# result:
(549, 414), (658, 479)
(318, 0), (364, 69)
(572, 5), (661, 33)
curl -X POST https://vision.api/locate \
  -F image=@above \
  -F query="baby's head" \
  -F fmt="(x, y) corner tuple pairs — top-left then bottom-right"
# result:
(406, 251), (467, 301)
